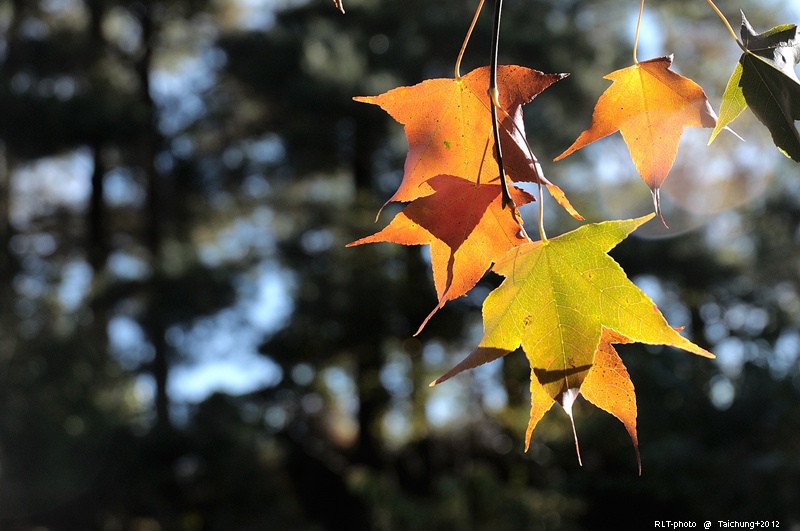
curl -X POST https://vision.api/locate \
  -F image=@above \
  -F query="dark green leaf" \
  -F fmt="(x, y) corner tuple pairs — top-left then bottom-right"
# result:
(734, 12), (800, 161)
(739, 52), (800, 161)
(741, 11), (800, 81)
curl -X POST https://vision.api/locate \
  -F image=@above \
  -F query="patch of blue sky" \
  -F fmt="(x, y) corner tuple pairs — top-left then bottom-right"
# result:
(166, 264), (293, 403)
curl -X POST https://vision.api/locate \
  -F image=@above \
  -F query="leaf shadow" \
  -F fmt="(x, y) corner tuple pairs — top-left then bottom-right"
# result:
(405, 175), (515, 302)
(404, 175), (497, 250)
(533, 364), (593, 398)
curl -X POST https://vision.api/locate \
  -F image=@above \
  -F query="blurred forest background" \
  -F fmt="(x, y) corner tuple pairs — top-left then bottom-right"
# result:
(0, 0), (799, 529)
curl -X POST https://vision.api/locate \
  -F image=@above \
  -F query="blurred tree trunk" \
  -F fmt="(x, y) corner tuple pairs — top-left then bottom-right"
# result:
(354, 344), (388, 467)
(353, 115), (379, 193)
(134, 1), (171, 431)
(86, 0), (108, 272)
(88, 145), (108, 271)
(352, 117), (389, 467)
(0, 143), (16, 363)
(0, 0), (24, 354)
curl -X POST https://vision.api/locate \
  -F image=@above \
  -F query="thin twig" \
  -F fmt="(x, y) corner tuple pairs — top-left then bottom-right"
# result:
(492, 101), (552, 241)
(456, 0), (485, 79)
(633, 0), (645, 64)
(705, 0), (746, 52)
(489, 0), (514, 210)
(537, 180), (547, 242)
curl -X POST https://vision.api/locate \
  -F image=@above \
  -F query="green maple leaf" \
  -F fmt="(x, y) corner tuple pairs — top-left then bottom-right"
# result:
(710, 12), (800, 161)
(431, 215), (713, 470)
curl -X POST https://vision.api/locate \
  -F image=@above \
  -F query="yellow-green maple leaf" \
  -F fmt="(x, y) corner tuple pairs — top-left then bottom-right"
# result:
(432, 215), (713, 468)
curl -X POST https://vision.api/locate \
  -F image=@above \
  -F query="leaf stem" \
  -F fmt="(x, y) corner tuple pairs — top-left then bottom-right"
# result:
(490, 103), (545, 241)
(489, 0), (514, 211)
(704, 0), (746, 52)
(537, 180), (547, 242)
(492, 101), (553, 241)
(456, 0), (485, 79)
(632, 0), (644, 64)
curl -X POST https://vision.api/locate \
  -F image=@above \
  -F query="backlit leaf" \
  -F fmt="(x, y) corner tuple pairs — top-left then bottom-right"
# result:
(709, 62), (746, 144)
(354, 66), (573, 209)
(348, 177), (533, 332)
(432, 216), (713, 466)
(711, 13), (800, 161)
(351, 66), (583, 330)
(554, 56), (716, 225)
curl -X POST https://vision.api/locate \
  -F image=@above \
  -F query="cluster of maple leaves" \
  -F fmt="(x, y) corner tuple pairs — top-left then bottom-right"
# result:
(340, 2), (800, 471)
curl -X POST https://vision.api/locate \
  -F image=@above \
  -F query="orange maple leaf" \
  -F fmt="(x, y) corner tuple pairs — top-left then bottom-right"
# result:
(355, 66), (572, 208)
(349, 65), (584, 331)
(580, 330), (640, 472)
(554, 55), (717, 225)
(524, 329), (641, 471)
(348, 175), (534, 333)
